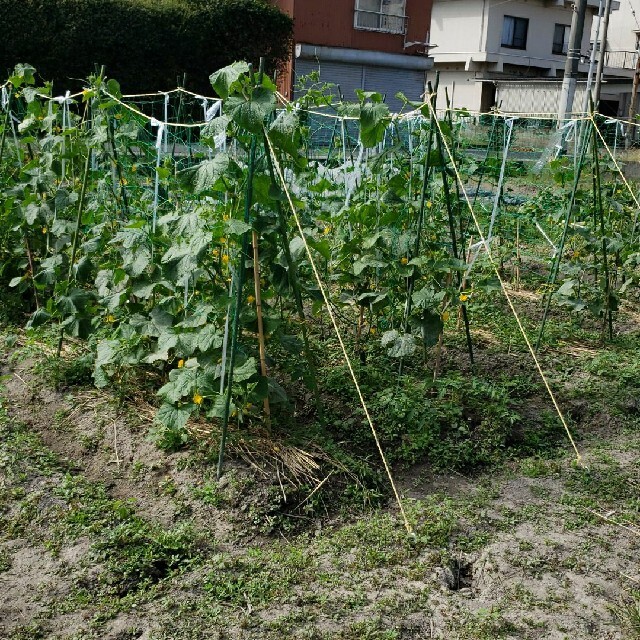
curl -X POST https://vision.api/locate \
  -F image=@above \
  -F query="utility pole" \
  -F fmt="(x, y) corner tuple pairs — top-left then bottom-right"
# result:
(593, 0), (614, 105)
(582, 0), (604, 113)
(558, 0), (588, 123)
(626, 31), (640, 149)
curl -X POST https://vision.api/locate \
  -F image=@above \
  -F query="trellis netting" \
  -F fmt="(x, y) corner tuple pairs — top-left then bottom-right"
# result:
(2, 65), (640, 488)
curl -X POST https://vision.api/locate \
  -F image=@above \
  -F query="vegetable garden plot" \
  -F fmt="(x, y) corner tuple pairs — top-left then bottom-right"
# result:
(1, 61), (640, 491)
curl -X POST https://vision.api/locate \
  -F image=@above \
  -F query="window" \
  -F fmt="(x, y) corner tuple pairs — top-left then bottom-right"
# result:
(501, 16), (528, 50)
(553, 24), (570, 55)
(354, 0), (407, 35)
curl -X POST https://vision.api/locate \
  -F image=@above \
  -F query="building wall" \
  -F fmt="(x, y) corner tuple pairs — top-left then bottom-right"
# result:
(598, 0), (638, 52)
(430, 0), (599, 112)
(274, 0), (432, 53)
(431, 0), (594, 62)
(432, 69), (485, 110)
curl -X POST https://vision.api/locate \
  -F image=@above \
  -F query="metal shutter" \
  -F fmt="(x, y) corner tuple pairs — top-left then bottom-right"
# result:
(363, 66), (425, 111)
(294, 59), (364, 103)
(295, 59), (425, 113)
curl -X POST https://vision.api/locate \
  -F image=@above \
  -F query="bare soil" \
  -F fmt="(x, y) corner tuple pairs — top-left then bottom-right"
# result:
(1, 340), (639, 639)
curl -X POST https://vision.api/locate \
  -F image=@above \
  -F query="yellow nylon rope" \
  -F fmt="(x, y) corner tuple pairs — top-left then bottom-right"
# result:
(264, 130), (414, 535)
(423, 98), (583, 465)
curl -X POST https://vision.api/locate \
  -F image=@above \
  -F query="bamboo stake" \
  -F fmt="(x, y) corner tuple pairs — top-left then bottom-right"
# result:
(252, 229), (271, 428)
(25, 238), (39, 310)
(515, 219), (521, 290)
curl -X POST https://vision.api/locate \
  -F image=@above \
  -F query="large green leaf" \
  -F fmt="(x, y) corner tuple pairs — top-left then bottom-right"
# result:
(233, 357), (257, 382)
(226, 87), (275, 134)
(156, 403), (193, 431)
(210, 62), (250, 99)
(381, 330), (417, 358)
(359, 101), (390, 148)
(191, 153), (232, 193)
(157, 362), (199, 403)
(268, 110), (301, 159)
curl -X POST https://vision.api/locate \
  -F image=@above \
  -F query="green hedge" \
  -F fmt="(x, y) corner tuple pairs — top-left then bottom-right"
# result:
(0, 0), (292, 94)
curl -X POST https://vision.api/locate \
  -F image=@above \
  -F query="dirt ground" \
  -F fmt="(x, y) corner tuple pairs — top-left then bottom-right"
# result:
(1, 336), (639, 639)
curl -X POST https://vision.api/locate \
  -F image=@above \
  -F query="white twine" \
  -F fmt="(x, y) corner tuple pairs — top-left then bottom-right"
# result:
(10, 112), (21, 165)
(163, 94), (169, 154)
(535, 220), (558, 257)
(205, 100), (221, 122)
(150, 117), (165, 233)
(53, 91), (72, 180)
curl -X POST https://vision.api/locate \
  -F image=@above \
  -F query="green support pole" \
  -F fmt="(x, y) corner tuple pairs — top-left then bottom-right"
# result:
(535, 119), (592, 352)
(263, 132), (324, 422)
(590, 112), (613, 340)
(432, 81), (474, 368)
(217, 60), (264, 479)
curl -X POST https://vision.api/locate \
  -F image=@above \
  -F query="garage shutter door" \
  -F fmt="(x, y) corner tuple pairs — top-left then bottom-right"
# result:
(295, 59), (363, 103)
(363, 66), (425, 111)
(295, 60), (425, 113)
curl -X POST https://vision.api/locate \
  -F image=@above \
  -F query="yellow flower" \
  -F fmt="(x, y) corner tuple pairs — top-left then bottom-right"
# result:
(219, 237), (227, 244)
(459, 294), (469, 302)
(427, 201), (433, 209)
(120, 177), (128, 186)
(247, 295), (255, 304)
(212, 249), (219, 258)
(177, 359), (184, 368)
(323, 226), (331, 235)
(193, 393), (203, 405)
(106, 314), (116, 324)
(401, 257), (408, 265)
(369, 327), (377, 335)
(442, 311), (450, 322)
(222, 254), (229, 265)
(42, 227), (48, 234)
(131, 164), (137, 173)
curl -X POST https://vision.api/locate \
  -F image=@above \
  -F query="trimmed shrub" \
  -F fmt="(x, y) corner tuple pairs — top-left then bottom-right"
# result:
(0, 0), (292, 94)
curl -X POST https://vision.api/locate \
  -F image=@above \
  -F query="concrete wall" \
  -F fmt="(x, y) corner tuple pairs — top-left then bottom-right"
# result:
(429, 69), (485, 110)
(430, 0), (600, 111)
(432, 0), (595, 63)
(597, 0), (638, 52)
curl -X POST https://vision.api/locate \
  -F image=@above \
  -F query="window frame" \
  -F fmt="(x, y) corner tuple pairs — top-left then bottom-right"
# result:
(501, 15), (529, 50)
(354, 0), (408, 35)
(553, 23), (570, 55)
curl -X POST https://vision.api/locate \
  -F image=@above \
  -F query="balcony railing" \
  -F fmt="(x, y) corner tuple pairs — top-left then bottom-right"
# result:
(354, 9), (407, 35)
(602, 50), (638, 70)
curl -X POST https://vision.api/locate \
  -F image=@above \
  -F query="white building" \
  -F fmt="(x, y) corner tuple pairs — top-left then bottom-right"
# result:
(429, 0), (634, 116)
(593, 0), (639, 117)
